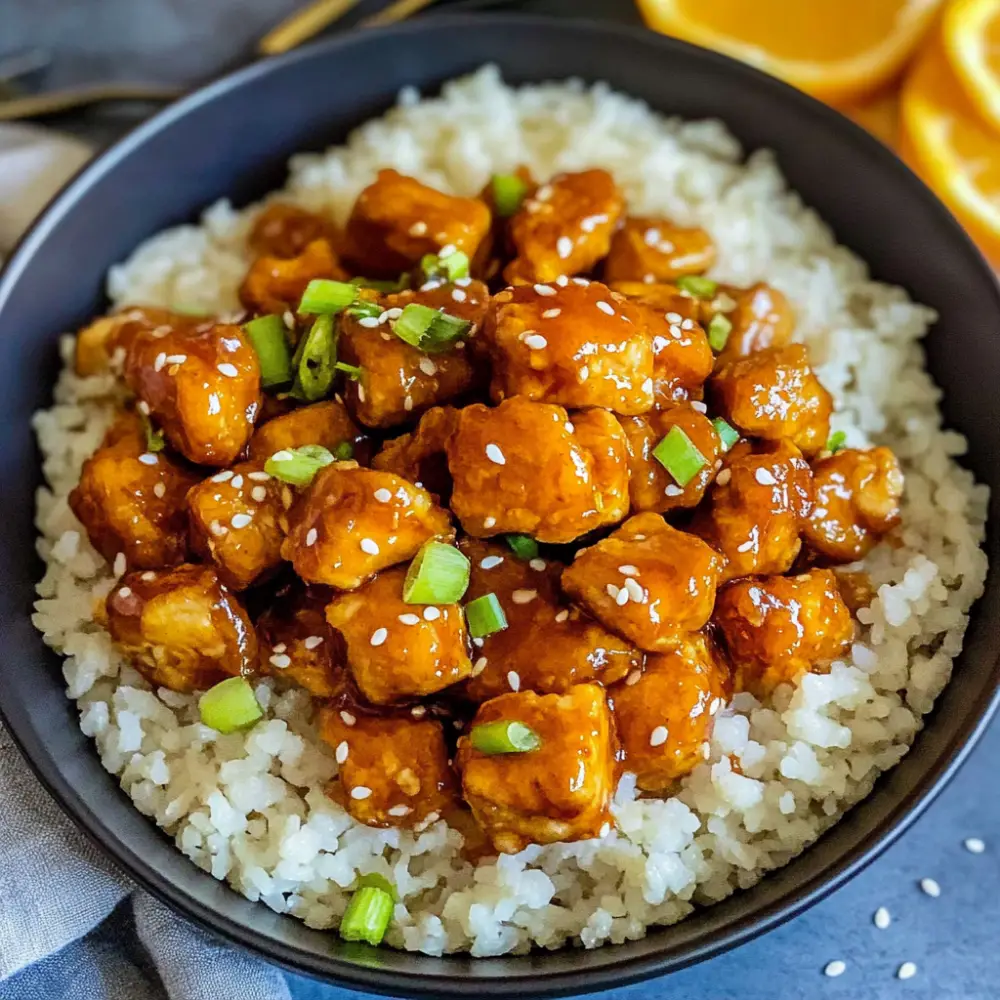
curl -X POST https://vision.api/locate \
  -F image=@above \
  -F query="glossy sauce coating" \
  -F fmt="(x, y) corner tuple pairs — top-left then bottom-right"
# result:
(711, 282), (794, 366)
(247, 399), (366, 463)
(239, 238), (348, 315)
(247, 202), (340, 260)
(371, 405), (459, 500)
(75, 306), (196, 377)
(603, 216), (716, 285)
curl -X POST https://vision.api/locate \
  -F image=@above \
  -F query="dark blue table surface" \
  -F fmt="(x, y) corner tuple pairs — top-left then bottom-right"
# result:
(4, 1), (998, 997)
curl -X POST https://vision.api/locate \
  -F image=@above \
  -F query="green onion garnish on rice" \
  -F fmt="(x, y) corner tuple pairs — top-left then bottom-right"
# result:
(339, 884), (394, 947)
(403, 541), (471, 604)
(243, 314), (292, 388)
(420, 249), (470, 283)
(469, 720), (541, 754)
(198, 676), (262, 734)
(464, 593), (508, 639)
(391, 303), (471, 353)
(292, 314), (337, 401)
(505, 534), (539, 560)
(676, 275), (718, 299)
(297, 279), (357, 316)
(334, 361), (363, 381)
(712, 417), (740, 452)
(264, 444), (335, 486)
(653, 425), (708, 487)
(141, 413), (165, 453)
(707, 313), (732, 353)
(491, 173), (529, 217)
(827, 430), (847, 453)
(358, 873), (397, 900)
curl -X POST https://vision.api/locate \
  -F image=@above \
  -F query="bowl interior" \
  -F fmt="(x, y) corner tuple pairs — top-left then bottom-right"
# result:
(1, 15), (999, 998)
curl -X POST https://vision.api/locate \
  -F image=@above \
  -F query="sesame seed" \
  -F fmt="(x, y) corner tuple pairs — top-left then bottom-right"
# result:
(272, 643), (287, 653)
(555, 274), (569, 286)
(335, 741), (349, 764)
(439, 243), (457, 257)
(619, 564), (639, 576)
(231, 513), (252, 529)
(373, 488), (393, 504)
(153, 482), (166, 499)
(423, 606), (441, 621)
(403, 394), (413, 411)
(691, 401), (707, 414)
(217, 363), (239, 378)
(873, 907), (891, 929)
(117, 586), (132, 599)
(165, 353), (187, 364)
(452, 288), (467, 303)
(472, 656), (488, 676)
(681, 318), (694, 330)
(755, 468), (777, 486)
(896, 963), (917, 981)
(137, 400), (151, 415)
(387, 804), (412, 817)
(624, 578), (644, 602)
(370, 628), (388, 647)
(823, 961), (846, 978)
(965, 837), (986, 853)
(231, 474), (244, 489)
(386, 307), (404, 319)
(535, 184), (553, 201)
(665, 312), (682, 323)
(141, 571), (156, 582)
(572, 278), (591, 288)
(625, 670), (642, 686)
(305, 528), (318, 547)
(919, 877), (941, 897)
(641, 377), (653, 395)
(542, 308), (561, 319)
(644, 227), (661, 246)
(736, 539), (754, 553)
(138, 453), (158, 466)
(378, 311), (389, 324)
(248, 471), (270, 481)
(486, 443), (506, 465)
(398, 613), (421, 625)
(419, 357), (437, 376)
(350, 786), (372, 800)
(533, 283), (557, 297)
(269, 653), (291, 669)
(529, 558), (546, 571)
(511, 589), (537, 604)
(483, 516), (496, 529)
(480, 555), (504, 570)
(596, 300), (615, 316)
(579, 366), (589, 381)
(554, 609), (569, 623)
(524, 334), (548, 350)
(251, 486), (268, 502)
(605, 583), (620, 599)
(615, 587), (630, 607)
(210, 521), (227, 537)
(556, 236), (573, 259)
(649, 725), (668, 747)
(716, 469), (732, 486)
(360, 538), (380, 556)
(340, 711), (356, 726)
(408, 221), (427, 236)
(357, 384), (366, 402)
(359, 316), (381, 329)
(113, 552), (127, 576)
(507, 671), (521, 691)
(153, 352), (167, 372)
(270, 450), (293, 462)
(411, 705), (427, 718)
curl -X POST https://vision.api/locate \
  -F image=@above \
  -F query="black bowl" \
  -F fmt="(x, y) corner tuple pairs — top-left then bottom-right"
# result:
(1, 14), (999, 998)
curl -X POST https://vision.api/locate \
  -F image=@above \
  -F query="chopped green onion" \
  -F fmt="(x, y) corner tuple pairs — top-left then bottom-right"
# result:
(264, 444), (335, 486)
(403, 541), (471, 605)
(335, 361), (363, 381)
(470, 720), (541, 754)
(491, 173), (529, 217)
(350, 275), (409, 294)
(653, 425), (708, 487)
(423, 312), (472, 352)
(345, 299), (382, 320)
(141, 413), (165, 453)
(676, 275), (718, 299)
(358, 873), (397, 900)
(420, 249), (470, 283)
(707, 313), (732, 353)
(465, 593), (508, 639)
(339, 885), (393, 947)
(292, 314), (337, 401)
(390, 303), (471, 353)
(505, 534), (539, 560)
(244, 314), (292, 388)
(827, 430), (847, 453)
(332, 441), (355, 461)
(198, 677), (262, 734)
(298, 279), (357, 316)
(712, 417), (740, 452)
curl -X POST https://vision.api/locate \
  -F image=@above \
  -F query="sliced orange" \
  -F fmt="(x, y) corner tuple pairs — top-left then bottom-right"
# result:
(636, 0), (944, 105)
(900, 30), (1000, 261)
(839, 90), (901, 147)
(943, 0), (1000, 134)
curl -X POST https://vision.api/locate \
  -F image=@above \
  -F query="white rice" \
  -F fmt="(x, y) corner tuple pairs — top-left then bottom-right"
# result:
(31, 66), (989, 956)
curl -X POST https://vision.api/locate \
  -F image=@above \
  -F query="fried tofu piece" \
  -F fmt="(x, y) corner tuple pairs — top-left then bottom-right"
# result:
(504, 170), (624, 284)
(371, 405), (459, 500)
(69, 412), (198, 570)
(456, 684), (615, 853)
(458, 538), (641, 701)
(256, 583), (345, 697)
(446, 398), (629, 543)
(618, 404), (722, 514)
(603, 217), (716, 285)
(640, 301), (714, 407)
(694, 440), (814, 582)
(803, 447), (904, 563)
(710, 344), (832, 457)
(75, 307), (198, 377)
(123, 321), (261, 467)
(105, 563), (256, 693)
(186, 461), (288, 590)
(711, 282), (794, 366)
(247, 400), (366, 463)
(714, 569), (854, 698)
(486, 280), (654, 414)
(610, 633), (730, 791)
(344, 169), (492, 277)
(339, 280), (489, 429)
(247, 202), (339, 260)
(239, 238), (347, 315)
(281, 464), (452, 589)
(326, 566), (472, 705)
(319, 709), (456, 829)
(562, 513), (724, 652)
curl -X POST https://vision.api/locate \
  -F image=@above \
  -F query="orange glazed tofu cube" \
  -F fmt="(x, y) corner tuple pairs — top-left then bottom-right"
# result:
(802, 447), (904, 564)
(486, 280), (654, 414)
(710, 344), (832, 457)
(562, 513), (724, 652)
(186, 461), (288, 591)
(371, 405), (460, 500)
(239, 238), (347, 315)
(714, 569), (854, 698)
(446, 398), (629, 543)
(344, 169), (492, 276)
(641, 301), (714, 407)
(603, 217), (716, 285)
(326, 566), (472, 705)
(610, 634), (730, 791)
(504, 169), (624, 284)
(711, 282), (794, 366)
(75, 306), (196, 377)
(105, 563), (256, 693)
(618, 404), (722, 514)
(281, 464), (452, 589)
(339, 280), (490, 429)
(123, 321), (261, 467)
(69, 412), (198, 570)
(256, 583), (345, 698)
(456, 684), (615, 853)
(247, 202), (339, 260)
(319, 709), (456, 829)
(247, 399), (366, 463)
(458, 538), (641, 701)
(694, 440), (814, 582)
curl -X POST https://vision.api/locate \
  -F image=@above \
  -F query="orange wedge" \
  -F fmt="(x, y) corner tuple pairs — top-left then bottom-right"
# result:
(636, 0), (944, 105)
(943, 0), (1000, 133)
(900, 31), (1000, 261)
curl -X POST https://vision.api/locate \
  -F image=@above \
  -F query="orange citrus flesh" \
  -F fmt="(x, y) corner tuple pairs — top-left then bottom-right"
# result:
(943, 0), (1000, 133)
